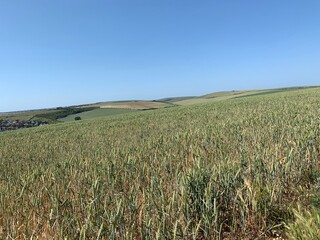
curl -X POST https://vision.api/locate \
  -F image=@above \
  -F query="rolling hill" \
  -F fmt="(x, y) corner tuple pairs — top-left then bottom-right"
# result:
(1, 86), (318, 123)
(1, 86), (320, 239)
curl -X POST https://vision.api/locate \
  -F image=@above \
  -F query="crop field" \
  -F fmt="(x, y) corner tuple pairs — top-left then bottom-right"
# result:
(0, 109), (61, 121)
(59, 108), (135, 122)
(0, 88), (320, 239)
(0, 107), (97, 123)
(99, 101), (174, 110)
(173, 90), (263, 106)
(158, 96), (197, 103)
(174, 86), (319, 106)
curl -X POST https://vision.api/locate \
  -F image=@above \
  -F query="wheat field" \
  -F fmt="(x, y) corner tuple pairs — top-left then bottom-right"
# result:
(1, 88), (320, 239)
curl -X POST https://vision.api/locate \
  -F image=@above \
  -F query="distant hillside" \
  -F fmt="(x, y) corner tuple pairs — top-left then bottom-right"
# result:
(98, 101), (174, 110)
(172, 85), (320, 106)
(1, 85), (319, 122)
(157, 96), (196, 103)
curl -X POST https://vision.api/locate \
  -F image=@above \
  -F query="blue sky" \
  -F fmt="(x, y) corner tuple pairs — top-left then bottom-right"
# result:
(1, 0), (320, 112)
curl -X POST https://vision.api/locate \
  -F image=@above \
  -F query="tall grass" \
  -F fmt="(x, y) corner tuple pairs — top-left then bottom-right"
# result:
(286, 206), (320, 240)
(0, 88), (320, 239)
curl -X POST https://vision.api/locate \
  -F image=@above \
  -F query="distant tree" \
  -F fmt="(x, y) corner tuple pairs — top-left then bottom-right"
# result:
(75, 116), (81, 121)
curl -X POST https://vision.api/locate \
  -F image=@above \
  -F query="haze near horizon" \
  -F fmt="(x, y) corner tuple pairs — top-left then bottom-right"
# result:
(1, 0), (320, 112)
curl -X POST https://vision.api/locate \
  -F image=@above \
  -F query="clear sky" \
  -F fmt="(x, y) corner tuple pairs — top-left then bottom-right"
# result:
(1, 0), (320, 112)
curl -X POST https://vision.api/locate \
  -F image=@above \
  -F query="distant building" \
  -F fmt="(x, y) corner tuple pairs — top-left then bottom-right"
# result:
(0, 119), (48, 132)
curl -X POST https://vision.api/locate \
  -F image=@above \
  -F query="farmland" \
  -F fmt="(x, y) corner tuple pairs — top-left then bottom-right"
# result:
(0, 107), (97, 124)
(0, 109), (61, 121)
(60, 101), (175, 122)
(60, 108), (134, 122)
(99, 101), (174, 110)
(0, 87), (320, 239)
(0, 101), (175, 124)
